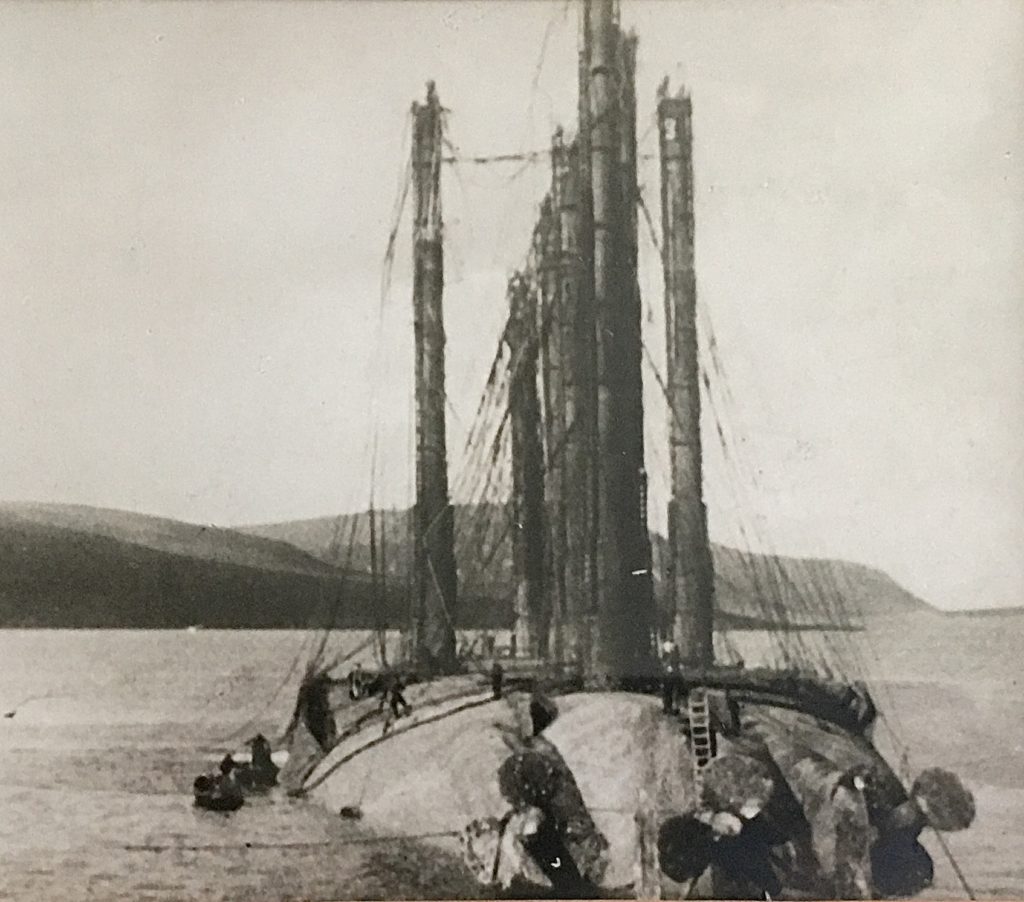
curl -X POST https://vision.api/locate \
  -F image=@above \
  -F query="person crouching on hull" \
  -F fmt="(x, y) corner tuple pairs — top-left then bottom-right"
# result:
(379, 670), (412, 734)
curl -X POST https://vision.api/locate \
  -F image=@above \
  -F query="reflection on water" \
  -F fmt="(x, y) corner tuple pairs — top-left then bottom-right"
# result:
(0, 625), (1021, 900)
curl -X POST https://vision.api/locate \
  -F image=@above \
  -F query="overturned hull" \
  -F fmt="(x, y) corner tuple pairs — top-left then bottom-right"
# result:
(281, 672), (968, 899)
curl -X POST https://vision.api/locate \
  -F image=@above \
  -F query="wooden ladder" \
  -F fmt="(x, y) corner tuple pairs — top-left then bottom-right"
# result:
(686, 687), (714, 794)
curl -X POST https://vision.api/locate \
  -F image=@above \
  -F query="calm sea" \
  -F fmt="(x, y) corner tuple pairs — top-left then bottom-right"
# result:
(0, 623), (1020, 900)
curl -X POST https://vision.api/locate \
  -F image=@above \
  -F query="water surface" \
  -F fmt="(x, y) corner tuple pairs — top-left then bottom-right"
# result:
(0, 624), (1019, 900)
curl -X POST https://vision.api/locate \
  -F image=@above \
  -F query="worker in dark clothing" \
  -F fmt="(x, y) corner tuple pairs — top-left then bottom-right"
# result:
(248, 733), (279, 788)
(348, 662), (366, 701)
(662, 678), (675, 714)
(491, 661), (504, 700)
(378, 670), (412, 719)
(390, 678), (412, 719)
(218, 754), (242, 795)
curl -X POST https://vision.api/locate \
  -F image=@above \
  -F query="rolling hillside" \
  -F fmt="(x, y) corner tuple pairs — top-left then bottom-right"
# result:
(0, 500), (936, 629)
(0, 503), (361, 628)
(245, 502), (933, 629)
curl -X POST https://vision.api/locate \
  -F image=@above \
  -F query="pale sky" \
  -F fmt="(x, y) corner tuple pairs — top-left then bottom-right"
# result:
(1, 1), (1021, 611)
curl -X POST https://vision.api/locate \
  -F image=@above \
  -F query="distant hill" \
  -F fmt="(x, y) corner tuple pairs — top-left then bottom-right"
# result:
(0, 503), (368, 628)
(0, 500), (934, 629)
(939, 605), (1024, 618)
(245, 502), (933, 629)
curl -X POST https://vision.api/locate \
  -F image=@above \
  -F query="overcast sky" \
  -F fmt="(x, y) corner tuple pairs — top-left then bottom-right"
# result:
(1, 1), (1021, 610)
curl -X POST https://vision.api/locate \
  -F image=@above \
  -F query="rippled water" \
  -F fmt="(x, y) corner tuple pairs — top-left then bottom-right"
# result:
(0, 623), (1020, 900)
(0, 629), (465, 901)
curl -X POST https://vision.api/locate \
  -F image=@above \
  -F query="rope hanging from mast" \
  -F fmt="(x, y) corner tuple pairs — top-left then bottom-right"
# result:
(300, 3), (884, 687)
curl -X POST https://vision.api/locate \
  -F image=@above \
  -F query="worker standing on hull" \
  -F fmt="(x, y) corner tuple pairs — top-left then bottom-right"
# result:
(348, 662), (366, 701)
(379, 669), (412, 734)
(661, 639), (682, 714)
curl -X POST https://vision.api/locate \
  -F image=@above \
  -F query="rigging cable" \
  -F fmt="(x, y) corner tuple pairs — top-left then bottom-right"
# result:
(637, 191), (796, 665)
(638, 182), (922, 743)
(638, 187), (840, 673)
(642, 185), (821, 664)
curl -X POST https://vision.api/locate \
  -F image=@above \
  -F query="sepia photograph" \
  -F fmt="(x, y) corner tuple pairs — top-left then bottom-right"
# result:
(0, 1), (1021, 899)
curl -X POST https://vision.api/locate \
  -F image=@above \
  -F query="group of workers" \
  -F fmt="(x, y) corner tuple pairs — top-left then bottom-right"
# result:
(295, 662), (416, 753)
(303, 639), (683, 754)
(193, 733), (279, 812)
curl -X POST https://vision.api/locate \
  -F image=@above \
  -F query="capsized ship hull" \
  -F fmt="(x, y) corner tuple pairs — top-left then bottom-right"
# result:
(282, 670), (948, 899)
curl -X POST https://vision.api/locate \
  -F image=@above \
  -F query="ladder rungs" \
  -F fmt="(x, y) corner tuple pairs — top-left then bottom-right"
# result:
(687, 688), (716, 790)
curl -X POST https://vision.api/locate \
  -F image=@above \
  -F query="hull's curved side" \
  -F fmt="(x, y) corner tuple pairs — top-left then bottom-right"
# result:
(283, 678), (938, 899)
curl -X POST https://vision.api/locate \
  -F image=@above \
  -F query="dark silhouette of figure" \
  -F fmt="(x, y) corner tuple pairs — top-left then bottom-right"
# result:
(247, 733), (279, 789)
(378, 670), (412, 719)
(348, 662), (366, 701)
(491, 661), (505, 700)
(298, 671), (338, 750)
(193, 755), (244, 812)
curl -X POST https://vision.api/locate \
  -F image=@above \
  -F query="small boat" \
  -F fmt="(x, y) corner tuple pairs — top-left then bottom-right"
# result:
(193, 737), (284, 810)
(224, 748), (290, 769)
